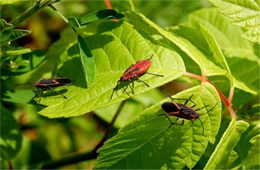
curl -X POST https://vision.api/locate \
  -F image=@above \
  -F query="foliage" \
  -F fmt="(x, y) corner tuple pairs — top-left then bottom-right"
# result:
(0, 0), (259, 169)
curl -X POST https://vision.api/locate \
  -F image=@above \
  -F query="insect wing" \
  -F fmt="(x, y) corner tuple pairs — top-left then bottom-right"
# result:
(55, 78), (72, 85)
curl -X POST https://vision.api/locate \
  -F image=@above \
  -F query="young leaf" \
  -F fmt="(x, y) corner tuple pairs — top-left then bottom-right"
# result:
(198, 24), (256, 94)
(38, 19), (185, 118)
(185, 8), (256, 60)
(0, 107), (22, 160)
(0, 19), (31, 45)
(205, 119), (249, 169)
(209, 0), (260, 43)
(125, 11), (227, 76)
(175, 8), (259, 95)
(95, 83), (221, 169)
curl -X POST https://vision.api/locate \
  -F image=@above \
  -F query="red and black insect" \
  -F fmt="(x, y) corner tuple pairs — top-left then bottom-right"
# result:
(110, 55), (163, 100)
(158, 94), (218, 135)
(33, 77), (72, 103)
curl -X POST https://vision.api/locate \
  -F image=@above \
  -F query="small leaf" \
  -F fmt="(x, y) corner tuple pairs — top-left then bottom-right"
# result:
(5, 47), (31, 56)
(79, 9), (124, 26)
(209, 0), (260, 43)
(0, 106), (22, 160)
(205, 119), (249, 169)
(2, 90), (35, 104)
(0, 19), (31, 45)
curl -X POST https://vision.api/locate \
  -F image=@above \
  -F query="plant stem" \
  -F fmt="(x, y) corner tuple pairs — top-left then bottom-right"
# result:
(104, 0), (113, 9)
(41, 151), (97, 169)
(184, 71), (236, 119)
(10, 0), (59, 27)
(94, 100), (127, 151)
(41, 100), (127, 169)
(48, 4), (68, 23)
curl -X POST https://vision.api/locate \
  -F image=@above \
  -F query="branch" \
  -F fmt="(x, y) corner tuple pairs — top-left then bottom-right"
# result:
(184, 72), (236, 119)
(94, 100), (127, 151)
(41, 100), (127, 169)
(41, 151), (97, 169)
(11, 0), (59, 27)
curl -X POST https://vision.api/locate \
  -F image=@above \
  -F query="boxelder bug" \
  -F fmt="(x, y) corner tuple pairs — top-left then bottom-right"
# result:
(158, 94), (218, 135)
(33, 77), (72, 103)
(110, 55), (163, 100)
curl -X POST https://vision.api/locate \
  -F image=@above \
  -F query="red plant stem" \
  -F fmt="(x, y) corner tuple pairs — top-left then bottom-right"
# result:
(104, 0), (113, 9)
(184, 72), (236, 119)
(104, 0), (118, 22)
(228, 86), (235, 103)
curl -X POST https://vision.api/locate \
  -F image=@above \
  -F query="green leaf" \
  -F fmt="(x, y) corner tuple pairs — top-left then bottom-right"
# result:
(205, 119), (249, 169)
(5, 47), (31, 56)
(243, 134), (260, 169)
(179, 8), (258, 95)
(2, 90), (35, 104)
(77, 34), (95, 87)
(209, 0), (260, 43)
(0, 106), (22, 160)
(198, 24), (257, 94)
(95, 89), (165, 128)
(0, 19), (31, 45)
(38, 18), (185, 118)
(125, 11), (226, 76)
(185, 8), (256, 60)
(79, 9), (124, 26)
(0, 0), (20, 4)
(95, 83), (221, 169)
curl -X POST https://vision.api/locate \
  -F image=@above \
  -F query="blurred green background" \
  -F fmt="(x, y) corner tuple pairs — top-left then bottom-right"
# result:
(1, 0), (211, 169)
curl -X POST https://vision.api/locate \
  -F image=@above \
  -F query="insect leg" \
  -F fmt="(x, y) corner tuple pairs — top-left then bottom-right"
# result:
(127, 79), (135, 94)
(195, 105), (209, 111)
(123, 86), (131, 98)
(49, 87), (67, 99)
(33, 88), (42, 103)
(136, 79), (150, 87)
(198, 118), (204, 135)
(146, 72), (164, 77)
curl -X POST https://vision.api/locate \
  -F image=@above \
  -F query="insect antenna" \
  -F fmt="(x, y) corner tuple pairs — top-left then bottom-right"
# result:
(198, 117), (204, 135)
(148, 55), (154, 60)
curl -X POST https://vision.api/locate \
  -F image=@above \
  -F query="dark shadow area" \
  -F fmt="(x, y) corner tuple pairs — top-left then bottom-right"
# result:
(41, 89), (68, 98)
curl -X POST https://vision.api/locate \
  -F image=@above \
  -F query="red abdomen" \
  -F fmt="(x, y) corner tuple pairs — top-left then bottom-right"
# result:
(120, 60), (152, 81)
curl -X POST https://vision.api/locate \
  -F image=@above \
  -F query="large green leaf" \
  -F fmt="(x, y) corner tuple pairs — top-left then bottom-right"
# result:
(209, 0), (260, 43)
(38, 17), (185, 118)
(0, 106), (22, 160)
(178, 8), (259, 95)
(205, 119), (249, 169)
(124, 11), (227, 77)
(186, 8), (256, 60)
(95, 83), (221, 169)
